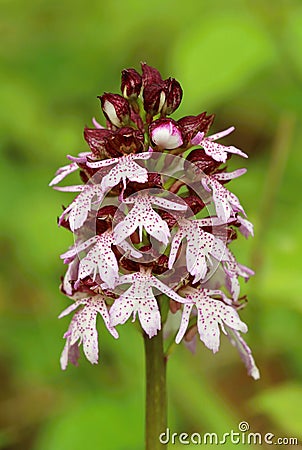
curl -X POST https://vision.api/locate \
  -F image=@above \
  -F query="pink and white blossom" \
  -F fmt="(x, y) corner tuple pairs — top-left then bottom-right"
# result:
(61, 232), (119, 289)
(56, 184), (105, 231)
(168, 218), (228, 283)
(59, 295), (118, 369)
(108, 269), (186, 338)
(202, 171), (246, 222)
(114, 193), (187, 246)
(222, 250), (254, 301)
(191, 127), (247, 163)
(175, 288), (248, 353)
(87, 152), (152, 190)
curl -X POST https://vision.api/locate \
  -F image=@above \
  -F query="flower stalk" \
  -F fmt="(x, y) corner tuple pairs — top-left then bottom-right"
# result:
(144, 327), (167, 449)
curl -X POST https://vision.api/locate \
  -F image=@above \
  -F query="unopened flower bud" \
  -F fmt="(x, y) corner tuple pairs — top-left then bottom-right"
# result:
(178, 112), (215, 145)
(141, 62), (163, 86)
(141, 62), (166, 116)
(143, 84), (166, 117)
(162, 77), (183, 115)
(99, 93), (130, 127)
(150, 118), (183, 149)
(121, 68), (142, 99)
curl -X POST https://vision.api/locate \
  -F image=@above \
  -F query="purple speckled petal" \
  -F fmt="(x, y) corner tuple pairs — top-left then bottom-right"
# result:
(175, 303), (193, 344)
(59, 295), (118, 369)
(207, 126), (235, 141)
(77, 234), (119, 289)
(168, 229), (184, 269)
(113, 194), (171, 245)
(226, 328), (260, 379)
(213, 168), (247, 181)
(194, 289), (248, 353)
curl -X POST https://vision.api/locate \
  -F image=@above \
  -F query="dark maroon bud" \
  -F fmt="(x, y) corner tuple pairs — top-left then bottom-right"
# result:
(162, 78), (183, 115)
(142, 83), (166, 117)
(84, 127), (113, 157)
(141, 62), (163, 86)
(121, 68), (142, 99)
(186, 149), (221, 175)
(178, 112), (215, 145)
(98, 93), (131, 127)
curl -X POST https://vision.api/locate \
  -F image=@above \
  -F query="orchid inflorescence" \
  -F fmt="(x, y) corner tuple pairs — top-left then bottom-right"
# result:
(50, 63), (259, 379)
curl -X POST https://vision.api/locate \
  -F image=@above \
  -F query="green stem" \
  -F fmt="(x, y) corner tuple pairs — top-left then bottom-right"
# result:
(144, 328), (167, 449)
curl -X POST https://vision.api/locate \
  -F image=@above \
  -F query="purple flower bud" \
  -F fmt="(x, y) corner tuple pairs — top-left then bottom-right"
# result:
(178, 112), (215, 145)
(121, 68), (142, 99)
(84, 127), (113, 157)
(162, 77), (183, 115)
(142, 84), (166, 117)
(149, 118), (183, 149)
(141, 62), (166, 116)
(141, 62), (163, 86)
(98, 93), (131, 127)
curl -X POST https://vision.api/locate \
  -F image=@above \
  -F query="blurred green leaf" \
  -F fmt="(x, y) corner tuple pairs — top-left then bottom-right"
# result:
(33, 395), (143, 450)
(249, 382), (302, 437)
(172, 12), (276, 110)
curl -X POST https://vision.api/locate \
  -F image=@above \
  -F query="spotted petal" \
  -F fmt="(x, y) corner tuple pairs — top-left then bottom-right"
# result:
(77, 233), (119, 289)
(176, 288), (247, 353)
(109, 271), (185, 338)
(59, 295), (118, 370)
(114, 194), (172, 245)
(202, 176), (246, 222)
(58, 185), (105, 231)
(226, 327), (260, 380)
(191, 127), (247, 163)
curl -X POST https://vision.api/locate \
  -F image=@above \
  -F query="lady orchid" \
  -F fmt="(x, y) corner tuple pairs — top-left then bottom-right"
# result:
(50, 62), (259, 449)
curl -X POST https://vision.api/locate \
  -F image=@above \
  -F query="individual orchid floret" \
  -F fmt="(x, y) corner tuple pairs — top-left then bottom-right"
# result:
(113, 192), (187, 246)
(87, 152), (152, 190)
(168, 218), (228, 283)
(191, 126), (248, 163)
(61, 232), (119, 290)
(121, 68), (142, 99)
(108, 268), (186, 338)
(222, 250), (254, 301)
(99, 93), (131, 127)
(150, 118), (183, 150)
(226, 327), (260, 380)
(59, 294), (119, 369)
(56, 183), (105, 231)
(175, 288), (248, 353)
(202, 170), (247, 222)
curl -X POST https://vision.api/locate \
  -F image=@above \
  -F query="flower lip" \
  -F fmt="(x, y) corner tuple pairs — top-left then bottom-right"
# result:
(150, 119), (183, 149)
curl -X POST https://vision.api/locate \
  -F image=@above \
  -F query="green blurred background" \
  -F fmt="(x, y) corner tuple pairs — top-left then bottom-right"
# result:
(1, 0), (301, 448)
